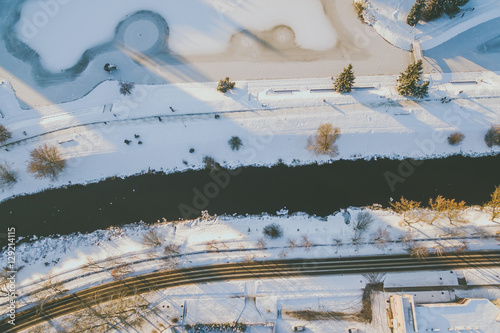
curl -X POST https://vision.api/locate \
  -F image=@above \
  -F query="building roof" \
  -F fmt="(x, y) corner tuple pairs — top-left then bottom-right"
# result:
(415, 298), (500, 332)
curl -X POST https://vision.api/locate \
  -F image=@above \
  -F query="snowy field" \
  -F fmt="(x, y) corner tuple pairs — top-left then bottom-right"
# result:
(16, 0), (336, 72)
(1, 207), (499, 331)
(0, 71), (499, 203)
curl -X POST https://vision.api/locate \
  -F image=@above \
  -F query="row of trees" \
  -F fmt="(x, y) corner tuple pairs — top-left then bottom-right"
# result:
(407, 0), (470, 26)
(390, 186), (500, 225)
(331, 61), (429, 98)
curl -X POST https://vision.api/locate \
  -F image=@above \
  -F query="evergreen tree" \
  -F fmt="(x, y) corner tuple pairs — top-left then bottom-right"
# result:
(334, 64), (355, 93)
(397, 60), (429, 98)
(421, 0), (444, 22)
(406, 0), (426, 26)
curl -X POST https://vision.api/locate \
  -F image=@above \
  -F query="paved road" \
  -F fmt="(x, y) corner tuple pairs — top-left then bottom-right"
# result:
(2, 251), (500, 332)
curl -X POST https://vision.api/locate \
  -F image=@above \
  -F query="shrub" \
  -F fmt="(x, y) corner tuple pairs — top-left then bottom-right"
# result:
(334, 64), (355, 93)
(141, 229), (162, 247)
(354, 1), (366, 21)
(228, 136), (243, 151)
(164, 243), (180, 256)
(202, 156), (221, 172)
(217, 77), (235, 93)
(353, 212), (374, 232)
(485, 125), (500, 147)
(119, 82), (134, 95)
(408, 243), (429, 260)
(263, 223), (283, 239)
(447, 132), (464, 145)
(0, 162), (18, 190)
(27, 144), (66, 180)
(307, 123), (341, 157)
(0, 125), (12, 144)
(397, 60), (429, 98)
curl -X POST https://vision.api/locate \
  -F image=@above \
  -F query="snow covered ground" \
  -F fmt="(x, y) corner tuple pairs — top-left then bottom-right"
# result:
(0, 71), (499, 203)
(366, 0), (500, 50)
(1, 207), (499, 331)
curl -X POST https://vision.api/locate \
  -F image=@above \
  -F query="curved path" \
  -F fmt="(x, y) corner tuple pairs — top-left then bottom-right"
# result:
(2, 251), (500, 332)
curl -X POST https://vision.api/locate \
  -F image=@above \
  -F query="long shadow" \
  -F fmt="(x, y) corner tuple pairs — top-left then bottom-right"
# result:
(423, 17), (500, 73)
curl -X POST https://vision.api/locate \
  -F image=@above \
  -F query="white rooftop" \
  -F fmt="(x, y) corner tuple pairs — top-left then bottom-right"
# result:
(416, 298), (500, 332)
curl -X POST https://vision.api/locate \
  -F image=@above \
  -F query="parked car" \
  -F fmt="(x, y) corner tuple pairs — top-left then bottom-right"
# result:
(292, 326), (306, 332)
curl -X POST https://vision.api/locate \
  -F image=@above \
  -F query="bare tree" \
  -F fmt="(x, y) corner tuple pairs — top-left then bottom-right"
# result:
(408, 243), (429, 260)
(0, 124), (12, 143)
(307, 123), (341, 157)
(27, 144), (66, 180)
(372, 228), (391, 249)
(353, 211), (374, 233)
(256, 238), (267, 250)
(301, 235), (314, 251)
(0, 162), (18, 190)
(63, 291), (148, 333)
(35, 277), (67, 312)
(110, 263), (132, 281)
(485, 185), (500, 221)
(398, 231), (414, 244)
(333, 237), (343, 253)
(351, 233), (363, 250)
(141, 229), (163, 248)
(288, 238), (297, 251)
(390, 197), (424, 225)
(429, 195), (468, 225)
(433, 244), (445, 256)
(206, 240), (219, 252)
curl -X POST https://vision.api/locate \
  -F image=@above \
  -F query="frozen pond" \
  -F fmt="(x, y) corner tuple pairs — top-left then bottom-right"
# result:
(0, 0), (410, 107)
(15, 0), (337, 72)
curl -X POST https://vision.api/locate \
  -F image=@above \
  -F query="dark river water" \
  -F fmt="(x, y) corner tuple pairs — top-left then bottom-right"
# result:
(1, 155), (499, 240)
